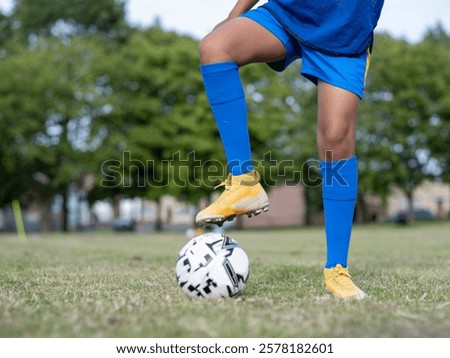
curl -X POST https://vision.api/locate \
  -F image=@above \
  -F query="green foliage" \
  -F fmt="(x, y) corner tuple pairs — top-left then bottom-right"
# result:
(0, 35), (111, 231)
(87, 28), (221, 204)
(0, 11), (14, 46)
(359, 33), (450, 200)
(12, 0), (127, 38)
(423, 23), (450, 51)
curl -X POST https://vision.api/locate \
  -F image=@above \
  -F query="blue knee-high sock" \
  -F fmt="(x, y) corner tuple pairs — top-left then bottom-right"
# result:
(320, 156), (358, 269)
(200, 62), (253, 175)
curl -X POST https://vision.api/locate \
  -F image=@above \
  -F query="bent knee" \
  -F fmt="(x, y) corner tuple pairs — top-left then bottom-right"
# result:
(198, 36), (215, 64)
(199, 34), (236, 64)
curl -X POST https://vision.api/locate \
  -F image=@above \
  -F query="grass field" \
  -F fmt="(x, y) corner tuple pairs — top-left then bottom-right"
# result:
(0, 221), (449, 338)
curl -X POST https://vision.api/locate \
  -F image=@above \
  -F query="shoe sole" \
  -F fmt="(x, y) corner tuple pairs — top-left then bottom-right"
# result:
(199, 204), (269, 228)
(325, 288), (368, 300)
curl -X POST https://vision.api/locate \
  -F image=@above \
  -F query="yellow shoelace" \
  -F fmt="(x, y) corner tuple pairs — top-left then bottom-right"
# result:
(214, 174), (232, 190)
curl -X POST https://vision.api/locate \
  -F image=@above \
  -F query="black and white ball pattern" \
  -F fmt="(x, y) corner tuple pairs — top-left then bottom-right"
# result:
(175, 232), (249, 299)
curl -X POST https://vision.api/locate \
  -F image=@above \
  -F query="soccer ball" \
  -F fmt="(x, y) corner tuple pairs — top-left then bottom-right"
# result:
(175, 232), (249, 299)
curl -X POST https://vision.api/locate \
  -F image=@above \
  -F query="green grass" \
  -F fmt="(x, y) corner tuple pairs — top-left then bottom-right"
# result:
(0, 221), (449, 338)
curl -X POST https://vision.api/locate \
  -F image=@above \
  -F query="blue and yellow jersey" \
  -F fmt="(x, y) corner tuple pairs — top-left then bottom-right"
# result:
(262, 0), (385, 57)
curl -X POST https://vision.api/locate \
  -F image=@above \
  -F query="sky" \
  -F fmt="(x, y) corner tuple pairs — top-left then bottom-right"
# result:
(1, 0), (449, 43)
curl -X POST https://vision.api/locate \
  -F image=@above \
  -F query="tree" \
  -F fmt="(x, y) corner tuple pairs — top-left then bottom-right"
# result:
(0, 0), (132, 231)
(85, 28), (221, 228)
(0, 36), (112, 230)
(252, 63), (322, 224)
(0, 11), (14, 46)
(12, 0), (127, 39)
(358, 33), (450, 221)
(423, 23), (450, 51)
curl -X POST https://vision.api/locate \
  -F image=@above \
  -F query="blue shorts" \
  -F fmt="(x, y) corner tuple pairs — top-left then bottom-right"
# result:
(241, 7), (370, 99)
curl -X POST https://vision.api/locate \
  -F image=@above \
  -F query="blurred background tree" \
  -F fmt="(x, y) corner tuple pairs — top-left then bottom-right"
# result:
(358, 28), (450, 222)
(12, 0), (127, 39)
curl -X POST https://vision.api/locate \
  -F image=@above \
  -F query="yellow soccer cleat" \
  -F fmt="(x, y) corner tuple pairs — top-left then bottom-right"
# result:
(324, 264), (368, 300)
(196, 170), (269, 226)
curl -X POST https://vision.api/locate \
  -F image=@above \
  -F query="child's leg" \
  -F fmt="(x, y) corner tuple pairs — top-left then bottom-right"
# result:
(195, 17), (285, 226)
(317, 82), (367, 299)
(199, 17), (286, 175)
(200, 62), (252, 175)
(317, 81), (359, 268)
